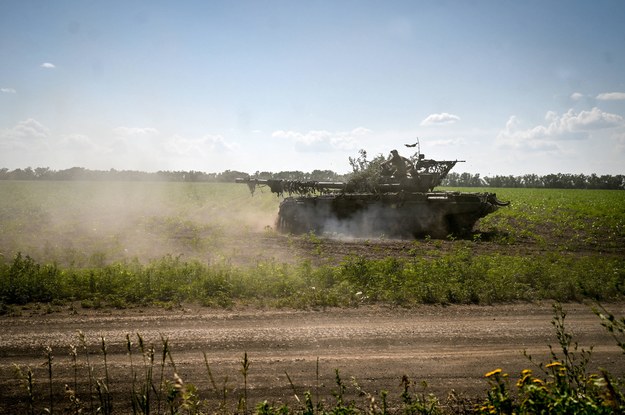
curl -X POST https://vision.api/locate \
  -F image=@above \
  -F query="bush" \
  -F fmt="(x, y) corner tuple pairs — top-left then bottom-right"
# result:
(478, 303), (624, 414)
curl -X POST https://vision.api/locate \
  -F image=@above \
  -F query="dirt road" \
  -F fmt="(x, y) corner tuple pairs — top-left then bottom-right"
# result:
(1, 302), (623, 413)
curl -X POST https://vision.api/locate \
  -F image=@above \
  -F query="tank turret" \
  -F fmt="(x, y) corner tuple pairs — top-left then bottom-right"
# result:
(237, 143), (509, 238)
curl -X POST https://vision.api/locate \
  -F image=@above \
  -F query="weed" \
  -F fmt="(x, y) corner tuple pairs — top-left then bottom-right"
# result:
(478, 303), (624, 414)
(13, 364), (35, 415)
(400, 376), (442, 415)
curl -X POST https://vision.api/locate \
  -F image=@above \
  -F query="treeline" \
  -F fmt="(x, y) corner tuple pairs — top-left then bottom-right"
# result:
(442, 172), (625, 190)
(1, 167), (623, 189)
(0, 167), (241, 183)
(0, 167), (346, 183)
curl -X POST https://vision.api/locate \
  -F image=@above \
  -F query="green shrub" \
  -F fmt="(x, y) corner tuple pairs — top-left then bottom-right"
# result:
(478, 304), (624, 414)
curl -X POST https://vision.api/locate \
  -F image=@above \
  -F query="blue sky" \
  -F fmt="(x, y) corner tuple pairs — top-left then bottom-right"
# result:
(1, 0), (624, 176)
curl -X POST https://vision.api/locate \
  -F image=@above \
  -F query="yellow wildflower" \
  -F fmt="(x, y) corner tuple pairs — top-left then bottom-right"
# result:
(546, 361), (563, 368)
(517, 371), (533, 388)
(485, 368), (502, 378)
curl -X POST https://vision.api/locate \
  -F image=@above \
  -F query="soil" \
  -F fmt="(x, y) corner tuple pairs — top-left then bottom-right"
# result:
(1, 302), (624, 414)
(217, 223), (625, 268)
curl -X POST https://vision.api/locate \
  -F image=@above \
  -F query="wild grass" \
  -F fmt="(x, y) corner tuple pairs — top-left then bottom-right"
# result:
(4, 304), (625, 414)
(0, 247), (623, 311)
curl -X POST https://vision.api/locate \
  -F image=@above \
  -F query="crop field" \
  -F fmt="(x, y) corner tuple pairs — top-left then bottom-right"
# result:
(0, 181), (625, 306)
(0, 181), (624, 308)
(1, 181), (625, 414)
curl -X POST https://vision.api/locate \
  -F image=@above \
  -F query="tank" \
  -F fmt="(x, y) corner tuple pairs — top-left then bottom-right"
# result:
(236, 144), (509, 239)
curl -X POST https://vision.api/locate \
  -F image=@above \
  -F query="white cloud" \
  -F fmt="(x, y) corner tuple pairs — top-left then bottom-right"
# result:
(41, 62), (56, 69)
(205, 134), (239, 151)
(596, 92), (625, 101)
(0, 119), (50, 151)
(3, 118), (49, 140)
(272, 127), (371, 152)
(112, 126), (159, 137)
(555, 107), (623, 132)
(496, 108), (624, 151)
(1, 88), (16, 94)
(59, 134), (100, 151)
(495, 116), (559, 151)
(428, 137), (467, 147)
(164, 133), (237, 157)
(420, 113), (460, 126)
(570, 92), (584, 101)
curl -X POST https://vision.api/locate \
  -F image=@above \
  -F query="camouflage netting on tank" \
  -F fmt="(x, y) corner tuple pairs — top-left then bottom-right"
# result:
(267, 180), (328, 196)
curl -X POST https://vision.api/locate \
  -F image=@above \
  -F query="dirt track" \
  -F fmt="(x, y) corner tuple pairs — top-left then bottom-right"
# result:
(1, 302), (624, 414)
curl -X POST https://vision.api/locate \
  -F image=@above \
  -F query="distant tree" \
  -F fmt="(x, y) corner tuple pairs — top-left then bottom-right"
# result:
(216, 170), (249, 182)
(309, 169), (343, 181)
(570, 173), (587, 189)
(454, 172), (483, 187)
(251, 171), (273, 179)
(596, 174), (623, 190)
(55, 167), (88, 180)
(442, 172), (459, 187)
(521, 174), (542, 188)
(484, 175), (501, 187)
(273, 171), (307, 181)
(34, 167), (51, 179)
(543, 173), (565, 189)
(9, 167), (36, 180)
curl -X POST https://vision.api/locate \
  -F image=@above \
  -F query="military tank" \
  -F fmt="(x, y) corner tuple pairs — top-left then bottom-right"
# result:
(236, 144), (509, 239)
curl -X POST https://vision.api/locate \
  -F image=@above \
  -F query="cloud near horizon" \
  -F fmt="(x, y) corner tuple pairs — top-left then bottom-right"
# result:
(163, 133), (238, 157)
(272, 127), (371, 152)
(420, 113), (461, 126)
(40, 62), (56, 69)
(496, 107), (624, 151)
(0, 118), (50, 152)
(113, 126), (160, 137)
(58, 133), (101, 152)
(2, 118), (49, 140)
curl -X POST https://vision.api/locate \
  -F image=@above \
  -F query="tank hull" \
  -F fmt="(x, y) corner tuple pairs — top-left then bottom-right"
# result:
(277, 191), (503, 239)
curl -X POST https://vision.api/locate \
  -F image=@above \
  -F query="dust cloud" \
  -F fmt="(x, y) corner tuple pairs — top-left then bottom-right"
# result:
(295, 201), (450, 240)
(0, 181), (299, 267)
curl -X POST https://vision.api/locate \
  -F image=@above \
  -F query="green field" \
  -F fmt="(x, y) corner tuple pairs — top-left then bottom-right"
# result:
(0, 181), (624, 309)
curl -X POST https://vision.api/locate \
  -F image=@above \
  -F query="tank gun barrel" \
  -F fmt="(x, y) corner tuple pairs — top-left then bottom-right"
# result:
(235, 178), (346, 188)
(236, 178), (348, 196)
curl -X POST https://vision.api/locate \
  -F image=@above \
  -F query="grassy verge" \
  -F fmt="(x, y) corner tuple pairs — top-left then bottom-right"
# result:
(1, 247), (623, 312)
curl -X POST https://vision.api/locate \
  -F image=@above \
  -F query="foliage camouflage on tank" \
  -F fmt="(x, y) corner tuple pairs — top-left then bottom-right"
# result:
(236, 142), (509, 238)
